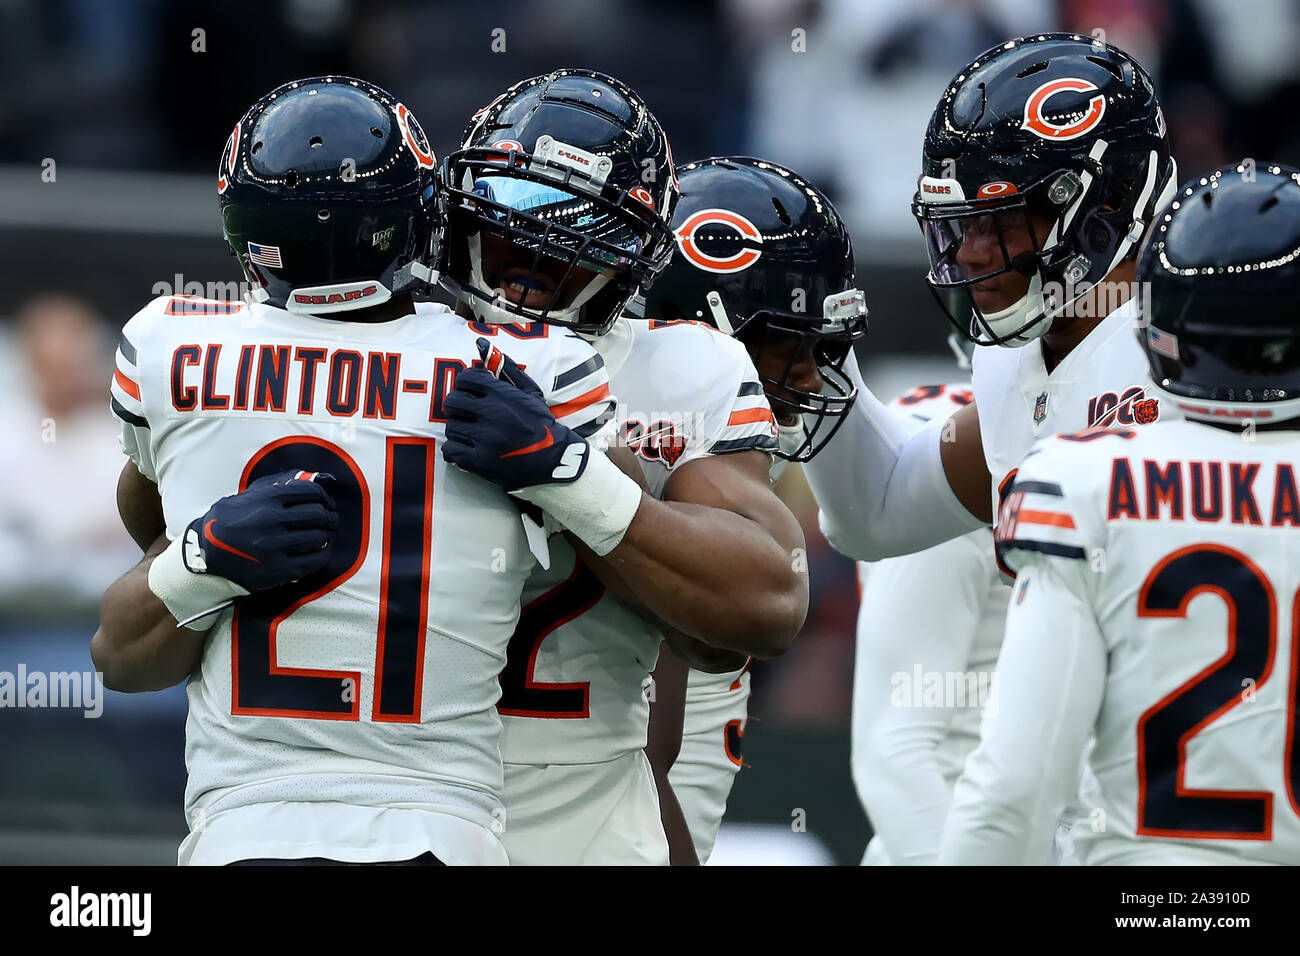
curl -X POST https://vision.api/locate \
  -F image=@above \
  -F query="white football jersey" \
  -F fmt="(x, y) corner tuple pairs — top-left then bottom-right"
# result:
(110, 296), (612, 864)
(972, 298), (1166, 540)
(669, 415), (805, 863)
(946, 420), (1300, 865)
(971, 298), (1170, 859)
(853, 384), (1007, 865)
(498, 316), (776, 767)
(668, 413), (805, 863)
(670, 662), (751, 864)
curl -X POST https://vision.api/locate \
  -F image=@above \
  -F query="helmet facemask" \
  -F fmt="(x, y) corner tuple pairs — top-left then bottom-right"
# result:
(441, 144), (674, 335)
(915, 144), (1178, 348)
(737, 290), (868, 462)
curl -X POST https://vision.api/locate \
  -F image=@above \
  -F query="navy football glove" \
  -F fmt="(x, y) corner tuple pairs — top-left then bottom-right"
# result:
(442, 339), (591, 493)
(181, 470), (339, 592)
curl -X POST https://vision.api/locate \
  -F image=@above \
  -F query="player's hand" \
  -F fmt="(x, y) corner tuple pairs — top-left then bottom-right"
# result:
(182, 470), (339, 592)
(442, 339), (591, 492)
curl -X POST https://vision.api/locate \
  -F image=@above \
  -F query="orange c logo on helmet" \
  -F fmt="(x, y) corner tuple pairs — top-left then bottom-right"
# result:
(395, 103), (436, 169)
(218, 122), (239, 194)
(486, 139), (527, 167)
(976, 181), (1017, 199)
(674, 208), (763, 274)
(1021, 78), (1106, 141)
(630, 186), (656, 209)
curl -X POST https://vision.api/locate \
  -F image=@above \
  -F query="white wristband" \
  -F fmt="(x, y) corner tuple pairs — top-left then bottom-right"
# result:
(511, 450), (643, 556)
(148, 531), (249, 631)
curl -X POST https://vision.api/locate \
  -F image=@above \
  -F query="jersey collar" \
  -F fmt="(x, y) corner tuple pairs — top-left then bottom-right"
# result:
(587, 313), (636, 377)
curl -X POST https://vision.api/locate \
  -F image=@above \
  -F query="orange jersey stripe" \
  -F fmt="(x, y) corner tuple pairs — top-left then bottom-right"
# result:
(550, 382), (610, 420)
(114, 367), (141, 401)
(727, 406), (775, 427)
(1018, 508), (1076, 529)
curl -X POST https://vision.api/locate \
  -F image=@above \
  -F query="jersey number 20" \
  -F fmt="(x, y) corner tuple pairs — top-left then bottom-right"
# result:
(1137, 544), (1297, 839)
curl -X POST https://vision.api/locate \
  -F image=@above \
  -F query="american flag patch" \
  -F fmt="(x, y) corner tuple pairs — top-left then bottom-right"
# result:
(1148, 326), (1180, 360)
(247, 242), (283, 269)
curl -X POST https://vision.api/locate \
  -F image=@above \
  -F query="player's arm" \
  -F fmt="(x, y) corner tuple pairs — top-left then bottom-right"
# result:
(568, 521), (749, 674)
(93, 472), (339, 692)
(851, 534), (993, 865)
(93, 535), (201, 692)
(444, 341), (806, 657)
(661, 628), (749, 674)
(117, 461), (166, 550)
(803, 353), (988, 561)
(595, 449), (805, 657)
(938, 453), (1107, 864)
(937, 558), (1105, 865)
(555, 448), (805, 657)
(645, 644), (700, 866)
(939, 402), (994, 522)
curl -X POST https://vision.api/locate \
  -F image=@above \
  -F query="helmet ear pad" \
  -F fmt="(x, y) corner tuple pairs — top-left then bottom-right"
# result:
(1063, 208), (1123, 273)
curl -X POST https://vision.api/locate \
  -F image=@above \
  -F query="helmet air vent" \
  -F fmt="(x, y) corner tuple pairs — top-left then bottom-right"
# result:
(1015, 61), (1049, 78)
(1086, 56), (1126, 84)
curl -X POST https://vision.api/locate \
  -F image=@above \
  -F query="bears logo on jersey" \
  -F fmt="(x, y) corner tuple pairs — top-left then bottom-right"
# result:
(622, 418), (687, 467)
(1088, 387), (1160, 427)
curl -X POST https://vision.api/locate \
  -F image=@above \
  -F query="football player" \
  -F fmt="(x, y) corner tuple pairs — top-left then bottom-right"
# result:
(436, 73), (810, 865)
(804, 34), (1180, 564)
(91, 77), (615, 865)
(941, 162), (1300, 864)
(637, 156), (867, 863)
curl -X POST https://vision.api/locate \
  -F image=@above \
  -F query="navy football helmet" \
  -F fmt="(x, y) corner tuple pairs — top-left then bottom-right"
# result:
(218, 76), (438, 315)
(439, 70), (678, 335)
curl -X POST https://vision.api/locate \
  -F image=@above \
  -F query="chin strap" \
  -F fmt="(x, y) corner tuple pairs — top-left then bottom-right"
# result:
(395, 259), (439, 289)
(978, 271), (1051, 347)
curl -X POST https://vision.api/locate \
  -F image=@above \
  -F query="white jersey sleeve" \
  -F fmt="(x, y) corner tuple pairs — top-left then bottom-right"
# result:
(495, 327), (615, 437)
(806, 351), (984, 561)
(939, 438), (1108, 865)
(676, 323), (779, 464)
(939, 559), (1107, 865)
(110, 298), (165, 481)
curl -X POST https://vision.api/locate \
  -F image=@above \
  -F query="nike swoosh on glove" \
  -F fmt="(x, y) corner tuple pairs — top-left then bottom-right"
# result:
(442, 338), (591, 492)
(183, 470), (340, 592)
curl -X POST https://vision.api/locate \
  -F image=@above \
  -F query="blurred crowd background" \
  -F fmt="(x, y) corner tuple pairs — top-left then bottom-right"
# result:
(1, 0), (1297, 865)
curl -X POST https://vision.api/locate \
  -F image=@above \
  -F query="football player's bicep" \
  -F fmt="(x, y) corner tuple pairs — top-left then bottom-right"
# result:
(116, 461), (166, 551)
(663, 450), (804, 556)
(939, 401), (993, 523)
